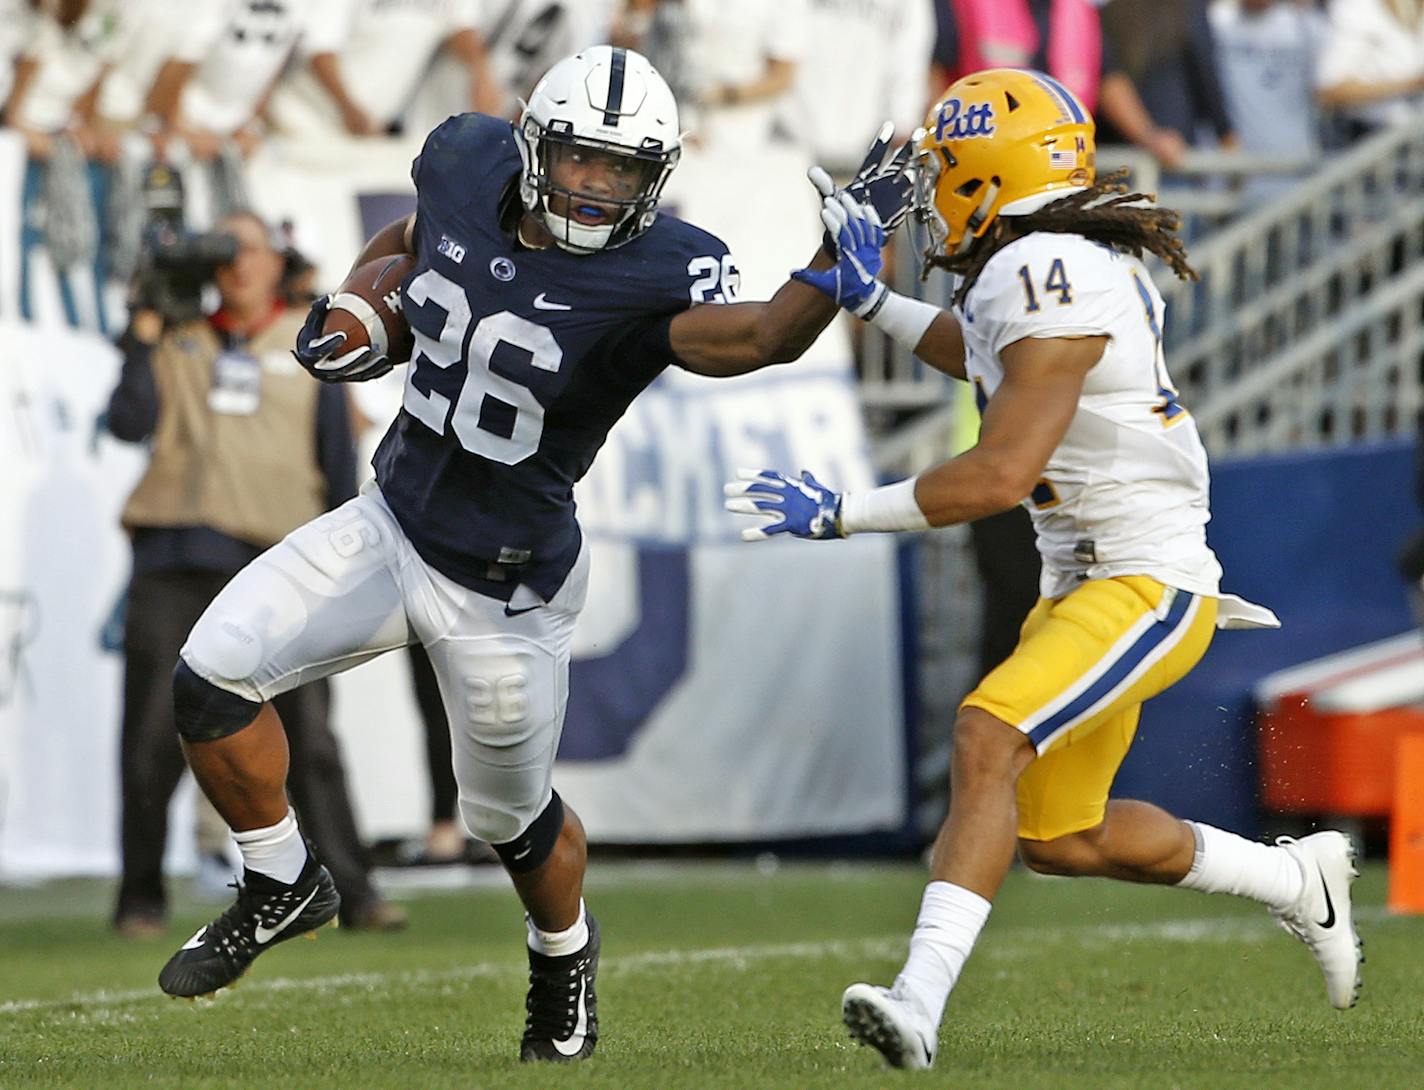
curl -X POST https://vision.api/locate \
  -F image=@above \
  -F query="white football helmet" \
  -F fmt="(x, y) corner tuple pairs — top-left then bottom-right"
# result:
(517, 46), (681, 253)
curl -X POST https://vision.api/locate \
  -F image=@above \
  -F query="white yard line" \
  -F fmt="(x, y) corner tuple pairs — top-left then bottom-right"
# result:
(3, 905), (1398, 1020)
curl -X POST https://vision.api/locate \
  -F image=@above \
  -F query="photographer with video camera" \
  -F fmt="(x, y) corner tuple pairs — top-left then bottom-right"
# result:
(106, 210), (406, 938)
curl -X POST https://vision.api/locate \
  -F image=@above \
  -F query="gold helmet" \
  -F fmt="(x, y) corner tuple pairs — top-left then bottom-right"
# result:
(913, 68), (1095, 261)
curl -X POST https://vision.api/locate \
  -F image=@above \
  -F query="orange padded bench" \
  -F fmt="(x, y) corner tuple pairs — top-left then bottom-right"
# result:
(1255, 633), (1424, 913)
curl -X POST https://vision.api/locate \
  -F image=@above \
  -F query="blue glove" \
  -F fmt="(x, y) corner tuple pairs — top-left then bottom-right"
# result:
(842, 121), (916, 231)
(723, 469), (845, 542)
(293, 294), (394, 384)
(791, 192), (888, 316)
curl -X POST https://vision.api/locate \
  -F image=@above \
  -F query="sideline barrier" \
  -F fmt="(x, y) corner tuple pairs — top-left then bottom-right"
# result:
(1256, 633), (1424, 818)
(1389, 733), (1424, 914)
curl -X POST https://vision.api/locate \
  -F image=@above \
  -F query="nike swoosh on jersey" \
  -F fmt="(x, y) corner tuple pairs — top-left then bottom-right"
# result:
(551, 977), (590, 1057)
(533, 293), (573, 311)
(504, 603), (541, 617)
(254, 888), (319, 945)
(1315, 864), (1336, 929)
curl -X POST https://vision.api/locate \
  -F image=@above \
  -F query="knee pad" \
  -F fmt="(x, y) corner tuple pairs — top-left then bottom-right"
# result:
(172, 659), (262, 742)
(490, 791), (565, 873)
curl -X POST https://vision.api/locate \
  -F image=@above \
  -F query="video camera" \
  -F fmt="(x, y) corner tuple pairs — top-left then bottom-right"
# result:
(129, 162), (239, 324)
(132, 230), (239, 324)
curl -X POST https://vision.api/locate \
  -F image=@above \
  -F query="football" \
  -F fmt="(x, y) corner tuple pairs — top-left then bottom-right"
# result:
(322, 253), (416, 364)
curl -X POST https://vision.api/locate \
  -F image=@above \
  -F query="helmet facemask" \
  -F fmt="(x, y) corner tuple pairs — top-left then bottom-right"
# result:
(911, 142), (1002, 276)
(519, 119), (679, 253)
(911, 143), (949, 267)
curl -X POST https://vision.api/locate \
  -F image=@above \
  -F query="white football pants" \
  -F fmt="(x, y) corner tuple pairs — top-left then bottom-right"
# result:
(179, 482), (589, 845)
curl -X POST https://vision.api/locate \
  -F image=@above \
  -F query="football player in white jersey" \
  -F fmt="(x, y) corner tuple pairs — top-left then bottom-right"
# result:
(726, 68), (1364, 1071)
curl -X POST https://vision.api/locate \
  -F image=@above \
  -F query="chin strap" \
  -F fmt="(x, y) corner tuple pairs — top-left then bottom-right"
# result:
(959, 180), (1002, 251)
(539, 194), (636, 254)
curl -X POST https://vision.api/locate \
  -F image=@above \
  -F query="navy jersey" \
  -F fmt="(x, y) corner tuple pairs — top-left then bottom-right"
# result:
(373, 113), (737, 601)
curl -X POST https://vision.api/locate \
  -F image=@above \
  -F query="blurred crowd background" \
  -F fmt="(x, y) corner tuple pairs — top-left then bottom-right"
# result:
(7, 0), (1424, 170)
(5, 0), (1424, 324)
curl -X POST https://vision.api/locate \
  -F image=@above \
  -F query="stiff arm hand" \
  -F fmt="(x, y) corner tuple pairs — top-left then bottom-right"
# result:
(292, 294), (394, 383)
(723, 469), (845, 541)
(792, 193), (888, 316)
(827, 120), (917, 232)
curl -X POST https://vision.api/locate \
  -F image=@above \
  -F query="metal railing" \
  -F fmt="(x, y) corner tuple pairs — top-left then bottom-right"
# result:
(1157, 124), (1424, 455)
(859, 133), (1422, 461)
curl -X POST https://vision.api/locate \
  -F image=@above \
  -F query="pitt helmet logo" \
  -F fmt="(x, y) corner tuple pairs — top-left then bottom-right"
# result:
(935, 98), (996, 141)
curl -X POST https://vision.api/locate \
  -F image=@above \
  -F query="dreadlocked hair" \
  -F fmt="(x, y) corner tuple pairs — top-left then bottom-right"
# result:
(932, 170), (1198, 310)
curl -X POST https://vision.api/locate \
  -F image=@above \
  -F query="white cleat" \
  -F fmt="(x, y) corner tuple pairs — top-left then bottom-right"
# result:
(841, 982), (937, 1070)
(1271, 831), (1364, 1010)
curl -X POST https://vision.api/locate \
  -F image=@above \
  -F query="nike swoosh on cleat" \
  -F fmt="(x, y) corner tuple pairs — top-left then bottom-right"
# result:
(552, 977), (589, 1057)
(254, 888), (320, 945)
(1315, 864), (1336, 929)
(180, 926), (208, 951)
(533, 293), (572, 311)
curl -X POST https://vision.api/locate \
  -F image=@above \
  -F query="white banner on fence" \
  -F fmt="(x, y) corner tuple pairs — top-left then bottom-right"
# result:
(0, 322), (153, 876)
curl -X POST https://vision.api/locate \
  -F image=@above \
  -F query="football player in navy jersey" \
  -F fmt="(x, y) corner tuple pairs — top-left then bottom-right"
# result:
(153, 45), (913, 1061)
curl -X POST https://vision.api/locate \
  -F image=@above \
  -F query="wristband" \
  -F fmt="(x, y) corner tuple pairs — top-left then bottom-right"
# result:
(838, 476), (930, 534)
(854, 281), (889, 319)
(865, 289), (940, 353)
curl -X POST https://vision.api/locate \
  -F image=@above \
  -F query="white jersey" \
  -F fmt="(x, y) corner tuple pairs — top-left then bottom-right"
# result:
(15, 0), (126, 133)
(270, 0), (481, 135)
(0, 0), (34, 109)
(783, 0), (934, 177)
(179, 0), (304, 136)
(1317, 0), (1424, 131)
(98, 0), (225, 126)
(955, 231), (1223, 601)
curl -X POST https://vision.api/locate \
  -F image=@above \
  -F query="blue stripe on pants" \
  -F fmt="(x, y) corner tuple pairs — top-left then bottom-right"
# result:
(1026, 589), (1194, 749)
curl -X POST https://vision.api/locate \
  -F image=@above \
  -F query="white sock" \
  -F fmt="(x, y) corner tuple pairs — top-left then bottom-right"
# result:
(232, 807), (308, 885)
(893, 881), (992, 1026)
(1176, 821), (1305, 910)
(527, 899), (589, 956)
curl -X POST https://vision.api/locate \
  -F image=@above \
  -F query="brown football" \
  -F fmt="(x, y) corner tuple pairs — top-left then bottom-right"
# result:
(322, 253), (416, 364)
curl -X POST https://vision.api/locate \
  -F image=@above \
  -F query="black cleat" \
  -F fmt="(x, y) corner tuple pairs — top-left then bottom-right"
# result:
(158, 857), (340, 998)
(520, 913), (600, 1062)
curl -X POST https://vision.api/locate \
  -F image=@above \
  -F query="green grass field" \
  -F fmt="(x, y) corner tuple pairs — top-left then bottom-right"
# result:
(3, 860), (1422, 1089)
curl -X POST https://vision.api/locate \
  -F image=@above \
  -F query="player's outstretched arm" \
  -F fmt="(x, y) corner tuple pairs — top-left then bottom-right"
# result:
(724, 334), (1103, 540)
(666, 255), (840, 377)
(791, 185), (969, 381)
(669, 124), (917, 378)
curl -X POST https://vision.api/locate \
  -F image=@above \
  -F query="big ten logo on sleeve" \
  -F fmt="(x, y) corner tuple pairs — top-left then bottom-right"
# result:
(934, 97), (996, 141)
(209, 349), (262, 415)
(438, 235), (467, 264)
